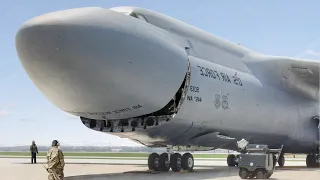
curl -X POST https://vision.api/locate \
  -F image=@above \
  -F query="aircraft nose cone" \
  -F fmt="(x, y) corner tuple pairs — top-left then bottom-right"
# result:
(15, 7), (114, 114)
(15, 7), (103, 71)
(15, 15), (65, 73)
(15, 8), (189, 120)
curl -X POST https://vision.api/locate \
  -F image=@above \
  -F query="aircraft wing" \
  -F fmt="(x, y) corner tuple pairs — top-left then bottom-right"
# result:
(252, 56), (320, 102)
(280, 57), (319, 102)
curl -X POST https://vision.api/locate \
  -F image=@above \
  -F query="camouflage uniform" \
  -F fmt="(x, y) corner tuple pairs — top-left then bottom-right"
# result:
(46, 140), (65, 180)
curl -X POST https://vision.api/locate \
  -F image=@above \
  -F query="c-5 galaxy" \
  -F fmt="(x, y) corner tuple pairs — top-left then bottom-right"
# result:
(15, 6), (319, 172)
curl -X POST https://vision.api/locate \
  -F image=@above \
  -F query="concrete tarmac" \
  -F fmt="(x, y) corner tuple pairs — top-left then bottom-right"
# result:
(1, 157), (319, 180)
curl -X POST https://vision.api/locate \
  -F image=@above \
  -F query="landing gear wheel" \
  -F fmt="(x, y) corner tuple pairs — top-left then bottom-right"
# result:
(255, 169), (267, 179)
(170, 153), (182, 172)
(148, 153), (160, 171)
(227, 154), (236, 167)
(278, 154), (285, 167)
(159, 153), (170, 172)
(239, 168), (250, 179)
(306, 154), (318, 168)
(182, 153), (194, 171)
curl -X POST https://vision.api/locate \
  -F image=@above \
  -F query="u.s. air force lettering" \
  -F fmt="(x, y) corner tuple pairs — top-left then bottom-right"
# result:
(197, 65), (243, 87)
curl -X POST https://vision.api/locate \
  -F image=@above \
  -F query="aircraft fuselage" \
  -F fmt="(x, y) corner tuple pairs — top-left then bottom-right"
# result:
(15, 6), (319, 154)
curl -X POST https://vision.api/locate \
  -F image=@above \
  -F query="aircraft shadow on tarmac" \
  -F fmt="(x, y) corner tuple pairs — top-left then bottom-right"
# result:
(64, 167), (239, 180)
(17, 162), (320, 171)
(18, 162), (148, 167)
(63, 166), (320, 180)
(17, 162), (319, 180)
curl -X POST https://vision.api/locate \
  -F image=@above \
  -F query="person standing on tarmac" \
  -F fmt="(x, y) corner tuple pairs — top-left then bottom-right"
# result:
(30, 140), (38, 164)
(46, 140), (65, 180)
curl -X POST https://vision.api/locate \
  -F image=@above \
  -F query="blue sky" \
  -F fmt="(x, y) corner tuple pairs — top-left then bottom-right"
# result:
(0, 0), (319, 147)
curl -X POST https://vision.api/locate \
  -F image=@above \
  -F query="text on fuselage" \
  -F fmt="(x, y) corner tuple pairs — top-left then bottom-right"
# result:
(197, 65), (243, 86)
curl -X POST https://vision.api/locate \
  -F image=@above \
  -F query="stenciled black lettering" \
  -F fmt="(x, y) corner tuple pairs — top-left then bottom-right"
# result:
(197, 65), (244, 87)
(132, 104), (143, 109)
(238, 79), (243, 86)
(190, 86), (199, 93)
(233, 78), (238, 85)
(204, 68), (210, 77)
(214, 71), (220, 80)
(208, 69), (213, 78)
(87, 112), (111, 116)
(187, 96), (193, 101)
(197, 66), (205, 76)
(194, 96), (202, 102)
(225, 74), (231, 83)
(113, 108), (132, 114)
(220, 72), (224, 81)
(209, 69), (216, 79)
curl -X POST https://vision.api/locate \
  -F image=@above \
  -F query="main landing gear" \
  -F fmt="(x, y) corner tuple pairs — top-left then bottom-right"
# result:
(148, 152), (194, 172)
(278, 154), (285, 167)
(306, 154), (320, 168)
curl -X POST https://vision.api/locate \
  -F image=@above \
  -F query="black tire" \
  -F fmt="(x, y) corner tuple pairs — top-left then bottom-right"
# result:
(266, 172), (272, 179)
(159, 153), (170, 172)
(278, 154), (285, 167)
(239, 168), (250, 179)
(306, 154), (317, 168)
(248, 172), (255, 179)
(255, 169), (267, 179)
(182, 153), (194, 171)
(170, 153), (182, 172)
(306, 154), (313, 167)
(148, 153), (160, 171)
(227, 154), (236, 167)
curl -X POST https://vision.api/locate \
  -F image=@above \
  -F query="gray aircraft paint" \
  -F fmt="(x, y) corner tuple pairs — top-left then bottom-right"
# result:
(15, 6), (319, 154)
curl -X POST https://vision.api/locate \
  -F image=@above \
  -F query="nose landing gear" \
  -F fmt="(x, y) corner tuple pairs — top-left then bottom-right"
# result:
(278, 153), (285, 167)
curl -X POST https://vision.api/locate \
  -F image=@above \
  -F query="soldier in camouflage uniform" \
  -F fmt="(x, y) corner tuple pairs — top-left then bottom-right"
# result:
(46, 140), (65, 180)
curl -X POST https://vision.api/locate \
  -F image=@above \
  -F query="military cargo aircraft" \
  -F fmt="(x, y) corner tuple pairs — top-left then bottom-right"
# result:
(15, 6), (319, 172)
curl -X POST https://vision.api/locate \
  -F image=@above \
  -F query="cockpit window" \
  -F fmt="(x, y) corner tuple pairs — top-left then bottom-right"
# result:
(129, 12), (148, 22)
(129, 12), (138, 18)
